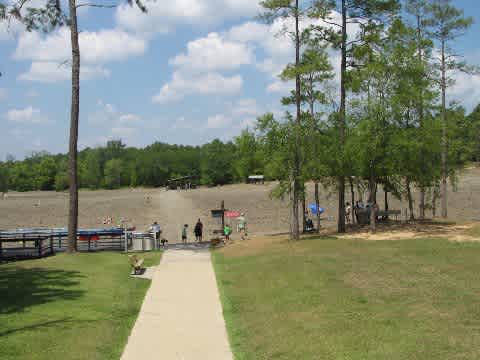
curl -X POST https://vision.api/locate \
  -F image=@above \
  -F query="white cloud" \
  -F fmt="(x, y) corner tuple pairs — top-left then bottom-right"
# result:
(204, 98), (262, 133)
(14, 27), (146, 82)
(5, 106), (47, 124)
(231, 98), (259, 116)
(226, 14), (356, 93)
(153, 29), (253, 104)
(152, 71), (243, 104)
(15, 27), (146, 63)
(119, 113), (141, 122)
(88, 101), (141, 125)
(267, 80), (294, 94)
(0, 18), (24, 41)
(170, 32), (253, 73)
(0, 88), (6, 100)
(207, 114), (231, 128)
(450, 72), (480, 112)
(19, 61), (110, 82)
(115, 0), (260, 35)
(171, 116), (194, 130)
(84, 102), (142, 146)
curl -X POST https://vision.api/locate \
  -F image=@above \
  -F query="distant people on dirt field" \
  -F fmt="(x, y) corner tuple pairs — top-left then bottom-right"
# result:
(194, 219), (203, 242)
(237, 213), (247, 240)
(224, 224), (232, 241)
(182, 224), (188, 244)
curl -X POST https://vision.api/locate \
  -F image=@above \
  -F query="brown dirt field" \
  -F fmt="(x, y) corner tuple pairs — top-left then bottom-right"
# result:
(1, 167), (480, 243)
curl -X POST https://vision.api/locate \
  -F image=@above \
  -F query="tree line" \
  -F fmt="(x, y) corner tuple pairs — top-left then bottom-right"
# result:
(0, 139), (243, 192)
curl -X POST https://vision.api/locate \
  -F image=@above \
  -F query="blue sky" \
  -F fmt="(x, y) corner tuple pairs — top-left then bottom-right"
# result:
(0, 0), (479, 160)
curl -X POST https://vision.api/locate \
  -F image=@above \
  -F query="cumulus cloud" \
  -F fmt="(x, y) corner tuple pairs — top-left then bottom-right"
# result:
(170, 32), (253, 73)
(15, 27), (146, 63)
(83, 101), (142, 147)
(231, 98), (259, 117)
(19, 62), (110, 82)
(115, 0), (260, 35)
(206, 114), (232, 129)
(14, 27), (146, 82)
(225, 14), (356, 93)
(152, 29), (256, 104)
(88, 101), (141, 125)
(450, 71), (480, 112)
(152, 71), (243, 104)
(205, 98), (261, 133)
(5, 106), (48, 124)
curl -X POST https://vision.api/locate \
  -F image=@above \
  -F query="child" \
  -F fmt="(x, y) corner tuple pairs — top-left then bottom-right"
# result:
(224, 224), (232, 241)
(182, 224), (188, 244)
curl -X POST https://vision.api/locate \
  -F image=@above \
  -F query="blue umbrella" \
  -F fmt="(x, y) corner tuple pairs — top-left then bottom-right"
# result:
(308, 204), (325, 215)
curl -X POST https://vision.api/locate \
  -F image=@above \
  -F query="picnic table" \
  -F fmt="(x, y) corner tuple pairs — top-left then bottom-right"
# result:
(355, 208), (401, 225)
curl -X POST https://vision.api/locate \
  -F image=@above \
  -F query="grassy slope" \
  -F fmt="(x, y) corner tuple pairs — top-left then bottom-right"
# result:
(213, 237), (480, 360)
(0, 252), (161, 360)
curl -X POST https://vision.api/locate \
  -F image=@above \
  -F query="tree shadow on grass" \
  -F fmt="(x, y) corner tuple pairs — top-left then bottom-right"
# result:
(0, 267), (85, 314)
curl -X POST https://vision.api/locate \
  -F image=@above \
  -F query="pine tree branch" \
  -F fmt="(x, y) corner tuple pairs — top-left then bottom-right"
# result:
(76, 3), (117, 9)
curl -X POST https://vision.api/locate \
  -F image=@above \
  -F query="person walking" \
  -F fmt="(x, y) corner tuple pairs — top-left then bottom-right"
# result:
(182, 224), (188, 244)
(237, 213), (247, 240)
(150, 221), (161, 239)
(345, 203), (351, 225)
(194, 219), (203, 242)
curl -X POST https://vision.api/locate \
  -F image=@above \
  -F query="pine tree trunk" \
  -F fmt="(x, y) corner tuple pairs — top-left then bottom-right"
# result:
(406, 178), (415, 221)
(67, 0), (80, 253)
(301, 193), (306, 233)
(432, 187), (437, 218)
(337, 0), (347, 234)
(416, 13), (426, 221)
(292, 0), (301, 240)
(369, 172), (376, 233)
(315, 181), (320, 233)
(440, 39), (448, 219)
(384, 187), (389, 220)
(349, 177), (355, 224)
(291, 179), (299, 240)
(419, 189), (425, 219)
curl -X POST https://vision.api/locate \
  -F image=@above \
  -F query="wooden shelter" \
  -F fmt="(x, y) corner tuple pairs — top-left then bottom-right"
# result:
(166, 175), (199, 190)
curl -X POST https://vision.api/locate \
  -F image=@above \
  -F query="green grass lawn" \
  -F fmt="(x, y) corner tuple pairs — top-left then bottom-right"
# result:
(0, 251), (161, 360)
(213, 237), (480, 360)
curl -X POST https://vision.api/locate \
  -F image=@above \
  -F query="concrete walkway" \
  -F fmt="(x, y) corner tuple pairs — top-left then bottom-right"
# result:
(121, 249), (233, 360)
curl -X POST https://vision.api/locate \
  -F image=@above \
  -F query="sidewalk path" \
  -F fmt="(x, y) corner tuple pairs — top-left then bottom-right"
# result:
(121, 249), (233, 360)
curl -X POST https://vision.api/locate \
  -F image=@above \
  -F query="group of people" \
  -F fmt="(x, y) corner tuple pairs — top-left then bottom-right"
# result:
(345, 200), (380, 224)
(181, 219), (205, 244)
(151, 214), (248, 246)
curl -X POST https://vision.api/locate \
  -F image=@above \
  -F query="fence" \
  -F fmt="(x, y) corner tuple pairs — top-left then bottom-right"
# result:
(0, 233), (54, 260)
(52, 229), (125, 252)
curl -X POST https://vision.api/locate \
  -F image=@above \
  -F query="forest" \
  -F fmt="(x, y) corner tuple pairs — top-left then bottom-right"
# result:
(0, 100), (479, 195)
